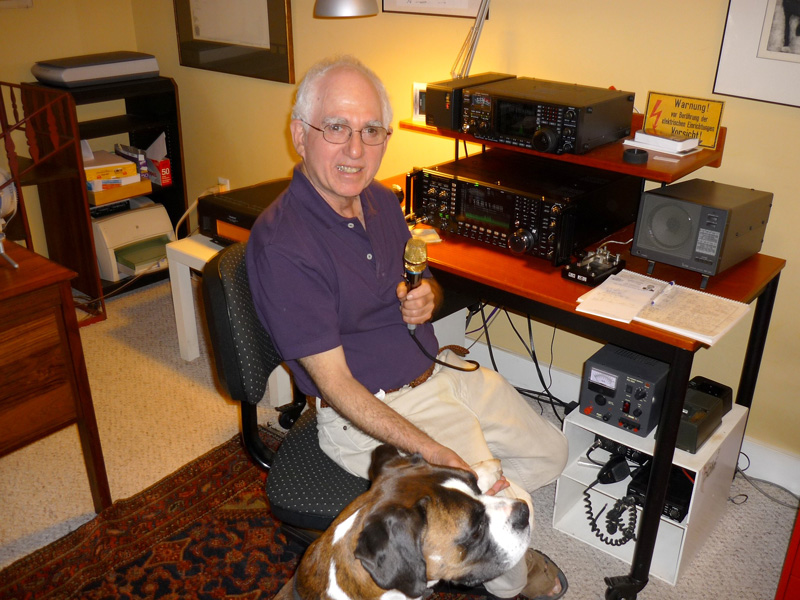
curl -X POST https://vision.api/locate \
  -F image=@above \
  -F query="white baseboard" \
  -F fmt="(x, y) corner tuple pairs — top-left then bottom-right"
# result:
(467, 340), (800, 496)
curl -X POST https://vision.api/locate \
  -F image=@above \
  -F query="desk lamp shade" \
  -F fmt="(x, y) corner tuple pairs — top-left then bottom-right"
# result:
(314, 0), (378, 17)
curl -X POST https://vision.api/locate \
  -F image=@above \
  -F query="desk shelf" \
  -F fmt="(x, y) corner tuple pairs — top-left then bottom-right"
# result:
(554, 405), (747, 585)
(399, 113), (726, 184)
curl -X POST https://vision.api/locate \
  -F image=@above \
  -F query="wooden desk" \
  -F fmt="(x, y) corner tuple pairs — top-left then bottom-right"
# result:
(423, 230), (784, 599)
(0, 242), (111, 512)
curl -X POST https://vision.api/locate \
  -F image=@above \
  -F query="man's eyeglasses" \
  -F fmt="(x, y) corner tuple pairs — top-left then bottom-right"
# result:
(301, 120), (391, 146)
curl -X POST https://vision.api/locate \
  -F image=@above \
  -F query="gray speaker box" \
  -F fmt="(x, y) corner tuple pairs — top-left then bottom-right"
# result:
(631, 179), (772, 278)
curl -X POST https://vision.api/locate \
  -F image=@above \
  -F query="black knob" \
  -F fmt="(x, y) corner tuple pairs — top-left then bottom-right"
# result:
(533, 127), (559, 153)
(595, 394), (607, 406)
(509, 228), (537, 254)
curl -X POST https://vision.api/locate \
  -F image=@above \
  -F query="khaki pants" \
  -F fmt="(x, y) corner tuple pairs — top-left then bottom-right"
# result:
(316, 349), (568, 597)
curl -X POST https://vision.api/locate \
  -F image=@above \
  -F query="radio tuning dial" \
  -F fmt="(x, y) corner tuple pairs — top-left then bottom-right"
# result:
(532, 127), (559, 153)
(509, 228), (538, 254)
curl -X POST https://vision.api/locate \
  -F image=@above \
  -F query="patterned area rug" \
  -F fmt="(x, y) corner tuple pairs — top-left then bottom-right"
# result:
(0, 430), (302, 599)
(0, 431), (487, 600)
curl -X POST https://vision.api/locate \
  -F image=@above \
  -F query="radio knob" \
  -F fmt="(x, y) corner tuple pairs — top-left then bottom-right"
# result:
(509, 228), (538, 254)
(533, 127), (559, 153)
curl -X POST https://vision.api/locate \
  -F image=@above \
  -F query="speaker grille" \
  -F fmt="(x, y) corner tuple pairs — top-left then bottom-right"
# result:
(635, 196), (701, 260)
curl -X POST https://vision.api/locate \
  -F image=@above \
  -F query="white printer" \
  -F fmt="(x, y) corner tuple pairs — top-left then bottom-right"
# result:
(92, 202), (174, 282)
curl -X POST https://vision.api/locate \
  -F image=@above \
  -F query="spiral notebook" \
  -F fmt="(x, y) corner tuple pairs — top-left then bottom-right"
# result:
(576, 270), (750, 345)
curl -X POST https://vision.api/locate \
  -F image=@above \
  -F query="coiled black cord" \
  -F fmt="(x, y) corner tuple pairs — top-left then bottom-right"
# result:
(583, 480), (638, 547)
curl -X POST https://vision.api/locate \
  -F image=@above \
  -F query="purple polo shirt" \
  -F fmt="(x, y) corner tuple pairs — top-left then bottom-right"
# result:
(246, 166), (438, 398)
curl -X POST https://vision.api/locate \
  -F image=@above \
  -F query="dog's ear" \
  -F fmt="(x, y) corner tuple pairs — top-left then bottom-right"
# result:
(368, 444), (402, 481)
(354, 502), (429, 597)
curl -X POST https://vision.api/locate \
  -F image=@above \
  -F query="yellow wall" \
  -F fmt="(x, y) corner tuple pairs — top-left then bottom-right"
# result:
(1, 0), (797, 456)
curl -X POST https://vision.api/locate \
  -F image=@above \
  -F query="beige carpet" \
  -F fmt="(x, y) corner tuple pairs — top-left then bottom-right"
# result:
(0, 277), (796, 599)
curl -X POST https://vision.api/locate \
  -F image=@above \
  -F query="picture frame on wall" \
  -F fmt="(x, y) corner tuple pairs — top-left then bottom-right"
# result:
(714, 0), (800, 107)
(382, 0), (483, 18)
(173, 0), (294, 84)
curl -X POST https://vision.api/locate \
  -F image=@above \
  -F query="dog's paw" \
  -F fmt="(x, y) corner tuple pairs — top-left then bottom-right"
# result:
(472, 458), (503, 493)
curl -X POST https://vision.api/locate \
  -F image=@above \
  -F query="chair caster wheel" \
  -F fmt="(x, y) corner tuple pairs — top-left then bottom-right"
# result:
(277, 402), (305, 429)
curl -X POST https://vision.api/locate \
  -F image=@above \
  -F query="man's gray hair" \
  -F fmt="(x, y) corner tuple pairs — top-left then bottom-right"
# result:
(291, 55), (393, 129)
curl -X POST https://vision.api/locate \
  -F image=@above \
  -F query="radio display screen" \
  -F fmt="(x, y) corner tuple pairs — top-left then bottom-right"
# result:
(459, 185), (512, 230)
(496, 100), (538, 138)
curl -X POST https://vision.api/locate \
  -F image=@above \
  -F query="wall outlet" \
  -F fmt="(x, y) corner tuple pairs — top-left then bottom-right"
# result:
(217, 177), (230, 192)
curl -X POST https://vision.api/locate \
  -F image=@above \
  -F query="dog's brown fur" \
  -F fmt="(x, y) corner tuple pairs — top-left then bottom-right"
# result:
(274, 445), (530, 600)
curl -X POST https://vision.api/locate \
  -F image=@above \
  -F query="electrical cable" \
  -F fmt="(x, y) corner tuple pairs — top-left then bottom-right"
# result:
(479, 303), (499, 371)
(728, 450), (799, 509)
(409, 328), (479, 372)
(499, 310), (567, 422)
(734, 467), (799, 510)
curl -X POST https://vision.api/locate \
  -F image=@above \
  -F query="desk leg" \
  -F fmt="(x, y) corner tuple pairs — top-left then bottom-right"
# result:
(605, 348), (693, 600)
(736, 273), (780, 409)
(167, 252), (200, 361)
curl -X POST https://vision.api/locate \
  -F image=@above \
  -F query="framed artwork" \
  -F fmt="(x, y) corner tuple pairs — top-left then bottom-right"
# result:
(173, 0), (294, 84)
(714, 0), (800, 107)
(382, 0), (484, 18)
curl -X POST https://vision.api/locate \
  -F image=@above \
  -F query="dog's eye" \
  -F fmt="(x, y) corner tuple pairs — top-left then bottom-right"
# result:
(466, 511), (487, 545)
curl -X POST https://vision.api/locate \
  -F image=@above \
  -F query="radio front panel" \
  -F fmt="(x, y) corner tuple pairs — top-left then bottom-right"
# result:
(461, 78), (634, 154)
(410, 149), (642, 266)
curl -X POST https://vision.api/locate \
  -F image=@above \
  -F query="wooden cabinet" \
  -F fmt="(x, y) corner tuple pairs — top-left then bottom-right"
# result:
(0, 241), (111, 512)
(1, 77), (188, 324)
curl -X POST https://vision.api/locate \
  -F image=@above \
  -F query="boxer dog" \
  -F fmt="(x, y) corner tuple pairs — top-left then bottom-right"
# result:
(275, 445), (531, 600)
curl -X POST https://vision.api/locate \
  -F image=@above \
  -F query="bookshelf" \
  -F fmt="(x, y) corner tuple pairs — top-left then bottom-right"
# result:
(0, 77), (188, 324)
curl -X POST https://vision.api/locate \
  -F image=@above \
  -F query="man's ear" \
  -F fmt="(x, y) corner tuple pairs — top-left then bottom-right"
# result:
(290, 119), (307, 158)
(354, 503), (429, 598)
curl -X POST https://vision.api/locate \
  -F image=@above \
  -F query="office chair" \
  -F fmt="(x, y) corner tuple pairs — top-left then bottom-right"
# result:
(202, 242), (369, 543)
(202, 242), (490, 597)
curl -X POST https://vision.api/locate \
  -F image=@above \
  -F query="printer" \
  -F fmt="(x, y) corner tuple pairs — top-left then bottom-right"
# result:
(92, 202), (175, 282)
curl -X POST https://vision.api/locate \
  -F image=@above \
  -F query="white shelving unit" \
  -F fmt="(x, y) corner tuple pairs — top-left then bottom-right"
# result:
(553, 404), (747, 585)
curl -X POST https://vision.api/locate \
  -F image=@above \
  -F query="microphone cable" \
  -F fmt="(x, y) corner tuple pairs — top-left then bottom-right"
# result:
(408, 326), (480, 372)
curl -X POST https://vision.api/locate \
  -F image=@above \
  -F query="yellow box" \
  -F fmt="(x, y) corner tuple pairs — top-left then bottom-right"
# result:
(87, 179), (152, 206)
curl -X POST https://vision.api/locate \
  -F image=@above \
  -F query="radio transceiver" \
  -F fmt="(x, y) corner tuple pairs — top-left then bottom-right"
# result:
(461, 77), (634, 154)
(410, 149), (641, 265)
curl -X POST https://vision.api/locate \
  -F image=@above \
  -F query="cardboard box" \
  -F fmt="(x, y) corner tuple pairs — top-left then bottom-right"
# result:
(84, 150), (138, 181)
(147, 157), (171, 187)
(87, 178), (152, 206)
(145, 133), (172, 187)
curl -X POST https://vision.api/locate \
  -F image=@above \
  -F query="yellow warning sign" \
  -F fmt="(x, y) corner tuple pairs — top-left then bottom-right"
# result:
(643, 93), (724, 148)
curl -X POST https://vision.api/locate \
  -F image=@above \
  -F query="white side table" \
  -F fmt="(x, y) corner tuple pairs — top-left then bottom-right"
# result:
(166, 235), (223, 361)
(165, 234), (293, 408)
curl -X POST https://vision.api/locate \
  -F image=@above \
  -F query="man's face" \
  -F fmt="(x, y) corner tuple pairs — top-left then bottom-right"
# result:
(291, 67), (388, 208)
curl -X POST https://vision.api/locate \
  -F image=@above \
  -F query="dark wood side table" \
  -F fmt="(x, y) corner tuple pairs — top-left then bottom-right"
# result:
(0, 242), (111, 512)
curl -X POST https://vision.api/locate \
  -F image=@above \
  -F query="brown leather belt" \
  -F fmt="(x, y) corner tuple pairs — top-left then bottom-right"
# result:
(317, 345), (470, 409)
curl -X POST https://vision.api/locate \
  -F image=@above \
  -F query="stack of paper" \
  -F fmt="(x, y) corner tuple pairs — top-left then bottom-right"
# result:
(576, 270), (750, 345)
(623, 129), (702, 157)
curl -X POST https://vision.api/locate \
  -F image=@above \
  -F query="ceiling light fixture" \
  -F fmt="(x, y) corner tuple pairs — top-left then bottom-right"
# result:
(314, 0), (379, 18)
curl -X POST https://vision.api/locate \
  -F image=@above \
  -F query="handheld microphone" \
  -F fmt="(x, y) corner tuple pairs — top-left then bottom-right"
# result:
(403, 237), (427, 332)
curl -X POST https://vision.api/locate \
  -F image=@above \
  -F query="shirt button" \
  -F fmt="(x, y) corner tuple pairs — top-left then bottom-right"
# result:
(366, 253), (373, 260)
(347, 223), (355, 229)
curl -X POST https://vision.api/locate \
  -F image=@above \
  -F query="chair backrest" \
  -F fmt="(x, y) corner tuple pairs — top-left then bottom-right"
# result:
(202, 240), (370, 536)
(202, 242), (280, 406)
